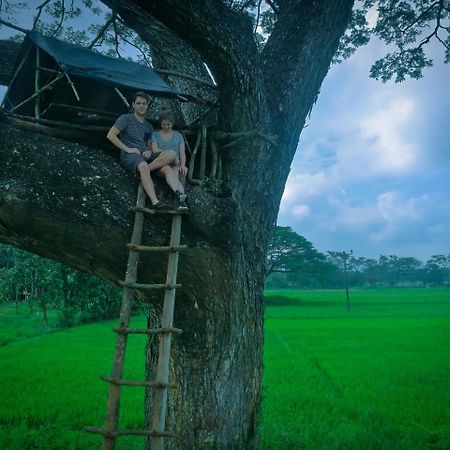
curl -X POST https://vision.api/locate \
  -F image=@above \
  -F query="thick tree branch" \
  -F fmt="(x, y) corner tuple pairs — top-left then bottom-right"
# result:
(0, 118), (235, 277)
(101, 0), (260, 130)
(214, 129), (278, 147)
(32, 0), (53, 30)
(265, 0), (279, 15)
(89, 13), (116, 48)
(0, 17), (28, 33)
(153, 68), (217, 90)
(261, 0), (354, 129)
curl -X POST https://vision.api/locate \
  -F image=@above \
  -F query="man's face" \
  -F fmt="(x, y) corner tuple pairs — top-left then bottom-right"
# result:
(133, 96), (148, 115)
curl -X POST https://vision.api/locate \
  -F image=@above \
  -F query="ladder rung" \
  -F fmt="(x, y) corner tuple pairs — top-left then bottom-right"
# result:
(133, 206), (188, 215)
(113, 326), (183, 335)
(147, 430), (175, 438)
(119, 281), (181, 290)
(101, 376), (177, 389)
(84, 426), (174, 438)
(127, 243), (188, 253)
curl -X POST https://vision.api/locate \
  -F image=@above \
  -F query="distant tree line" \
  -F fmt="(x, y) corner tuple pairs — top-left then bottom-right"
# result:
(0, 244), (126, 327)
(1, 234), (448, 325)
(266, 227), (450, 289)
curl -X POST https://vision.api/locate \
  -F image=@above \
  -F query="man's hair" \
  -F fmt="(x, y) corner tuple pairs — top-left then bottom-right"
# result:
(132, 92), (149, 103)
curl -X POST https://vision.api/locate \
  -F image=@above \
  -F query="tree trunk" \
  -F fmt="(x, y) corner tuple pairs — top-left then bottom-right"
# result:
(40, 297), (49, 327)
(0, 39), (19, 86)
(0, 1), (355, 448)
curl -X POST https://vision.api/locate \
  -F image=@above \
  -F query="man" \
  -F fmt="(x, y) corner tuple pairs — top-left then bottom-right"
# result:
(107, 92), (177, 209)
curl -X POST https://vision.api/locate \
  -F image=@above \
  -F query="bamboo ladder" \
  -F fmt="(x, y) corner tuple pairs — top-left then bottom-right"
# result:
(85, 183), (187, 450)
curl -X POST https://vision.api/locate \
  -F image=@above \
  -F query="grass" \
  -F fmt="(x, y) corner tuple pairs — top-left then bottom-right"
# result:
(261, 288), (450, 450)
(0, 303), (59, 346)
(0, 309), (148, 450)
(0, 288), (449, 449)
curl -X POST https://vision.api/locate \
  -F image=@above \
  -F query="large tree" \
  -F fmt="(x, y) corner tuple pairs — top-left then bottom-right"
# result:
(0, 1), (448, 448)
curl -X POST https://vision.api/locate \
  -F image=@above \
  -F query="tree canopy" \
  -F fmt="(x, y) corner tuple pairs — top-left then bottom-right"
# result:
(1, 1), (448, 83)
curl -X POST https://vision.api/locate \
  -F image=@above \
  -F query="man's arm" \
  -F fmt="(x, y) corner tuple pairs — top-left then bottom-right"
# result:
(107, 127), (140, 154)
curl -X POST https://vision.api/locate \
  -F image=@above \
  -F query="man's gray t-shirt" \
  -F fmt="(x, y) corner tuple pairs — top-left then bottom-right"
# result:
(113, 114), (154, 152)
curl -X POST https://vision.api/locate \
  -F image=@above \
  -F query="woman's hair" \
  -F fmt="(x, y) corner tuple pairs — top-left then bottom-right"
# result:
(132, 92), (149, 104)
(159, 107), (175, 123)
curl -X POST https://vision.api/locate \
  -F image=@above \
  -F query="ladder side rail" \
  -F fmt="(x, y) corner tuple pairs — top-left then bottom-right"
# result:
(151, 214), (183, 450)
(103, 183), (146, 450)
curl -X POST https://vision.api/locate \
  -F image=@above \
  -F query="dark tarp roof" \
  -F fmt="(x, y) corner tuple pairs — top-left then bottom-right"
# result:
(23, 31), (181, 97)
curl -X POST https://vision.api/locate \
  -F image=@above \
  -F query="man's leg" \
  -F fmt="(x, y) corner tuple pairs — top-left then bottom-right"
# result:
(147, 150), (177, 171)
(137, 162), (160, 205)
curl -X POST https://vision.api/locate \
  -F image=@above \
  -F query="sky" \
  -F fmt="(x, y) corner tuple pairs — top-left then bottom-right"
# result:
(279, 39), (450, 261)
(1, 3), (449, 262)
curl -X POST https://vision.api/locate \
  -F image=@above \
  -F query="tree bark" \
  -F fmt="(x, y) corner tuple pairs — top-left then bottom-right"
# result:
(0, 39), (20, 86)
(0, 1), (355, 448)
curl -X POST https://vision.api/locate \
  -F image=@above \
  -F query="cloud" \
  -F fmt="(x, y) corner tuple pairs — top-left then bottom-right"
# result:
(292, 204), (311, 219)
(279, 182), (450, 259)
(278, 36), (450, 261)
(356, 98), (418, 173)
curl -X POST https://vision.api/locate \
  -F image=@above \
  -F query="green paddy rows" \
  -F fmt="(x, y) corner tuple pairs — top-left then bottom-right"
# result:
(1, 288), (449, 449)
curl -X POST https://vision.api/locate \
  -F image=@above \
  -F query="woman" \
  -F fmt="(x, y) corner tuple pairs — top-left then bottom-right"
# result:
(151, 109), (188, 209)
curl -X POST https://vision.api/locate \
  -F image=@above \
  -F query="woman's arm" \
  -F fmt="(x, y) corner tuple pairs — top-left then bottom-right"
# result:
(179, 139), (187, 175)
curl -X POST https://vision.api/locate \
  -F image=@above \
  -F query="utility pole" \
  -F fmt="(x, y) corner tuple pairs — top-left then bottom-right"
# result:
(342, 250), (353, 312)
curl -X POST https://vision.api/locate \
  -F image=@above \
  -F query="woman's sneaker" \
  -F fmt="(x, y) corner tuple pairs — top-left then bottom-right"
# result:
(175, 191), (188, 210)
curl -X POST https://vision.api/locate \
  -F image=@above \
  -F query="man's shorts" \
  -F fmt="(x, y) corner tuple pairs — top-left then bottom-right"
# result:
(120, 151), (161, 174)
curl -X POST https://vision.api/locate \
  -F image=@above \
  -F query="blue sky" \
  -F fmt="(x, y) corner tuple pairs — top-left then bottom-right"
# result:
(279, 39), (450, 261)
(1, 3), (449, 261)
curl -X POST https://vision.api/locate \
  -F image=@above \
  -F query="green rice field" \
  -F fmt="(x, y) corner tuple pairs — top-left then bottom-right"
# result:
(1, 288), (449, 449)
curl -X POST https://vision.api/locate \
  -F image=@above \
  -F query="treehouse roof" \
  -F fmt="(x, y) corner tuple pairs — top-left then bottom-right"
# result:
(20, 31), (182, 97)
(2, 31), (196, 129)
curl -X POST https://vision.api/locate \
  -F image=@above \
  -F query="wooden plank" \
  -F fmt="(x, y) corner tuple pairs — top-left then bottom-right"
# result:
(115, 87), (129, 107)
(35, 48), (40, 120)
(119, 429), (174, 438)
(151, 213), (183, 450)
(6, 113), (109, 132)
(41, 102), (118, 118)
(127, 243), (188, 253)
(200, 124), (207, 180)
(102, 184), (146, 450)
(64, 72), (80, 101)
(85, 427), (174, 438)
(5, 48), (31, 93)
(112, 326), (182, 335)
(133, 206), (188, 215)
(118, 281), (181, 290)
(10, 75), (64, 113)
(101, 376), (177, 388)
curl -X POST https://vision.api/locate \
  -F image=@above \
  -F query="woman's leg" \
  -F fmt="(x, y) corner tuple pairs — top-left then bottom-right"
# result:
(158, 165), (184, 193)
